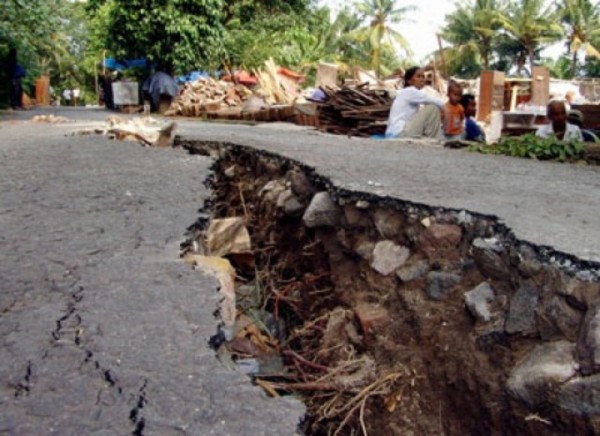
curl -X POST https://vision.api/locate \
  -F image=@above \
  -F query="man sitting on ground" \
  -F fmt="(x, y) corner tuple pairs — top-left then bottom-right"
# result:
(536, 100), (583, 142)
(567, 110), (599, 143)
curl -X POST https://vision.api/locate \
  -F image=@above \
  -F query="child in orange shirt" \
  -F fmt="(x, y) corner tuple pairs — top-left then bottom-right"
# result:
(443, 81), (465, 140)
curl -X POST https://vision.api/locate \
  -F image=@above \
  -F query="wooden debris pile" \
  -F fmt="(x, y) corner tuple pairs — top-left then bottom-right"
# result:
(165, 77), (253, 117)
(255, 58), (303, 105)
(315, 84), (392, 137)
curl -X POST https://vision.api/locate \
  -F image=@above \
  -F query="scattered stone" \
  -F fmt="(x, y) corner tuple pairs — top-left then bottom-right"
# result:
(259, 179), (287, 203)
(518, 259), (543, 278)
(288, 169), (314, 199)
(507, 341), (577, 407)
(276, 190), (304, 215)
(473, 237), (503, 253)
(560, 279), (600, 310)
(421, 217), (432, 228)
(371, 241), (410, 276)
(464, 282), (495, 322)
(556, 375), (600, 416)
(302, 192), (341, 228)
(505, 282), (539, 335)
(355, 240), (375, 261)
(457, 210), (473, 224)
(421, 224), (462, 258)
(473, 247), (511, 281)
(578, 305), (600, 374)
(537, 296), (583, 342)
(343, 204), (371, 228)
(396, 260), (430, 282)
(426, 271), (461, 300)
(355, 200), (370, 209)
(224, 165), (236, 178)
(354, 302), (389, 336)
(373, 209), (404, 238)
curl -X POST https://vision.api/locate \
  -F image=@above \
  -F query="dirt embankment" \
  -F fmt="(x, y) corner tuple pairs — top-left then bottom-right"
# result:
(180, 139), (600, 435)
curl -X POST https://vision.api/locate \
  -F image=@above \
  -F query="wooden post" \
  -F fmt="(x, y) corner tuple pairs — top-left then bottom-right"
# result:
(530, 66), (549, 107)
(478, 70), (505, 122)
(436, 34), (448, 79)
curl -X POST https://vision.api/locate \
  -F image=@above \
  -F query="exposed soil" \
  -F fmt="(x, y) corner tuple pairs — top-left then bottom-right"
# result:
(180, 139), (600, 435)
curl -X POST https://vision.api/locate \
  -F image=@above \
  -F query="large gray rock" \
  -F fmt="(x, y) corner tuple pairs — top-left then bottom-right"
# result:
(302, 192), (341, 228)
(464, 282), (495, 322)
(556, 374), (600, 416)
(507, 341), (578, 407)
(505, 282), (539, 334)
(426, 271), (461, 300)
(370, 241), (410, 276)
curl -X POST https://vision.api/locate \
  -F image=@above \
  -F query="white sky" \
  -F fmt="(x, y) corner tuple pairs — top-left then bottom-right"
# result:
(319, 0), (564, 63)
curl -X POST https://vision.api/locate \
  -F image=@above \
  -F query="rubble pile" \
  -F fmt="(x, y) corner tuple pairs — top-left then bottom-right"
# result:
(165, 77), (253, 117)
(315, 84), (393, 137)
(180, 139), (600, 435)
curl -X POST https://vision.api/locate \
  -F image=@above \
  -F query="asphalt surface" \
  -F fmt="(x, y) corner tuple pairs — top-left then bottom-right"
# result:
(0, 109), (303, 435)
(1, 105), (598, 434)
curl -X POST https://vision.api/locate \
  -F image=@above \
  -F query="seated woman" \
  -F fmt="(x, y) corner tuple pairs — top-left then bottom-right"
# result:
(385, 66), (445, 139)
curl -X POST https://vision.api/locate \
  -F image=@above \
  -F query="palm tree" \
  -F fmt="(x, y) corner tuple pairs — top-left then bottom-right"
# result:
(441, 0), (503, 71)
(497, 0), (564, 75)
(558, 0), (600, 76)
(350, 0), (416, 75)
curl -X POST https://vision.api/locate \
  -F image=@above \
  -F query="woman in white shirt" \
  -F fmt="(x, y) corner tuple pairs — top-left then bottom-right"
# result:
(385, 66), (445, 139)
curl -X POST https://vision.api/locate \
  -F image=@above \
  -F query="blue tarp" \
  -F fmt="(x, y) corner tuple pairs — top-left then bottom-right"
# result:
(142, 71), (179, 108)
(103, 58), (148, 71)
(176, 70), (222, 84)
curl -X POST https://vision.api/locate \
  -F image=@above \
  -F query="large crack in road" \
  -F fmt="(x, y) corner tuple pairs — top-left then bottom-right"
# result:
(181, 138), (600, 435)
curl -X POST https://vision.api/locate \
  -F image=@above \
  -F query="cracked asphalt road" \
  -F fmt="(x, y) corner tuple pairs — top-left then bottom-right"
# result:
(0, 110), (303, 435)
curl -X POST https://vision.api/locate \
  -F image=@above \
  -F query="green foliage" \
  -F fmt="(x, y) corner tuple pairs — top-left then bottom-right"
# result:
(0, 0), (89, 102)
(441, 0), (503, 72)
(496, 0), (564, 74)
(349, 0), (416, 73)
(469, 134), (585, 162)
(106, 0), (225, 74)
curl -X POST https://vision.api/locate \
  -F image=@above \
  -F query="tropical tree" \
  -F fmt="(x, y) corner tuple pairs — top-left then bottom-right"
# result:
(349, 0), (416, 75)
(497, 0), (564, 75)
(99, 0), (225, 74)
(441, 0), (504, 72)
(1, 0), (88, 105)
(557, 0), (600, 76)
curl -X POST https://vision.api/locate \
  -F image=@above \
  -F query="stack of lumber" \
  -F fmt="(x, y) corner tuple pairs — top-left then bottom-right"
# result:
(315, 84), (392, 136)
(165, 77), (253, 117)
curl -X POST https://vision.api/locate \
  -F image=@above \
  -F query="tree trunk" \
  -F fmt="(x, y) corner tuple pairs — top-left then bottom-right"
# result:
(528, 44), (534, 76)
(571, 50), (578, 78)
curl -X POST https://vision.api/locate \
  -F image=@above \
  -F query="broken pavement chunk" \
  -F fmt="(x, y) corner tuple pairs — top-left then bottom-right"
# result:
(206, 217), (252, 257)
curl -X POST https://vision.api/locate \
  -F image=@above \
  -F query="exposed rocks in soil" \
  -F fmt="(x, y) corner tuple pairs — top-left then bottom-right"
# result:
(178, 138), (600, 435)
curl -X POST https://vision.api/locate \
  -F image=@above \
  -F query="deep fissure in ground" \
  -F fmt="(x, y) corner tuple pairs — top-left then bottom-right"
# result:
(180, 139), (600, 435)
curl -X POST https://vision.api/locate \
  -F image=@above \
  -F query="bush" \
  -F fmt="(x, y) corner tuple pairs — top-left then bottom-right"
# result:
(469, 134), (585, 162)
